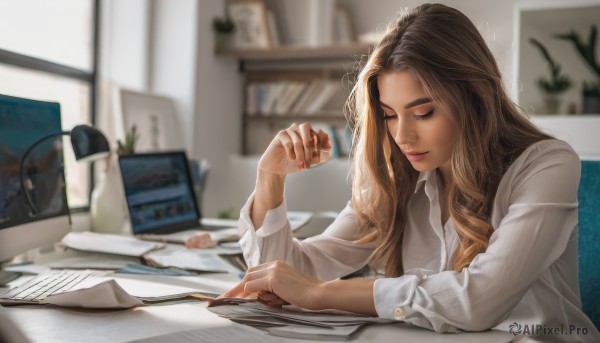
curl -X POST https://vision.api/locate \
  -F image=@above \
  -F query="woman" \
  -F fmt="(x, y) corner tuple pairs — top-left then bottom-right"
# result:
(220, 3), (600, 341)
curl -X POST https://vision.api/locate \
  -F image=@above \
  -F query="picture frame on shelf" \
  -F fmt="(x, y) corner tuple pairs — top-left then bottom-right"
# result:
(227, 0), (272, 50)
(115, 89), (184, 152)
(334, 4), (356, 45)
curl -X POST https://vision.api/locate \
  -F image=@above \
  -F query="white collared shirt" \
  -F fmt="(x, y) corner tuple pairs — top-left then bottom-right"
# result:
(238, 139), (600, 342)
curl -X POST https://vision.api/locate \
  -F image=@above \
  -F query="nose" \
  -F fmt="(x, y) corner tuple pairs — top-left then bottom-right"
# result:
(388, 117), (417, 146)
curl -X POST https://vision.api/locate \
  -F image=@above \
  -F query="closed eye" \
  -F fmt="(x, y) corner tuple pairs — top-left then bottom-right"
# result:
(415, 110), (434, 120)
(383, 113), (397, 120)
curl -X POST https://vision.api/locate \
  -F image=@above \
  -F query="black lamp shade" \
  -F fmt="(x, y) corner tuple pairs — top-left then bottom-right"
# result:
(70, 125), (110, 161)
(19, 124), (110, 216)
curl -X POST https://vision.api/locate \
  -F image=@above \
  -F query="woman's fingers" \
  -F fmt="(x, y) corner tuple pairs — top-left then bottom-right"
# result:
(298, 123), (315, 167)
(276, 129), (295, 161)
(257, 291), (276, 300)
(316, 129), (333, 150)
(258, 291), (289, 308)
(220, 262), (275, 298)
(220, 281), (245, 298)
(285, 125), (306, 170)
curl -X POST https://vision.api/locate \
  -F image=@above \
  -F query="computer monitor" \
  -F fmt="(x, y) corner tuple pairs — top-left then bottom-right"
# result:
(0, 94), (70, 270)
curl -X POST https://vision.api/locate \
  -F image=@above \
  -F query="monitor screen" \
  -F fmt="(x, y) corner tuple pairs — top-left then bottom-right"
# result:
(0, 94), (70, 262)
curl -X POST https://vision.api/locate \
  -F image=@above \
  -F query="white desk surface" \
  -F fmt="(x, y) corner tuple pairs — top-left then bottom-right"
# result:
(1, 250), (515, 343)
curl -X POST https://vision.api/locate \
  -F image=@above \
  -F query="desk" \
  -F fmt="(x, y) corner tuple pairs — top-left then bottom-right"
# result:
(1, 249), (515, 342)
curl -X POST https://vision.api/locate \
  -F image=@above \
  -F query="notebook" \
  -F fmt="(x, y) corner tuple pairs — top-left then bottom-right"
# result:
(118, 152), (236, 244)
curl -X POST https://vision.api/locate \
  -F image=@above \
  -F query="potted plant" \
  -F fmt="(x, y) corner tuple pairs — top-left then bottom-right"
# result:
(116, 124), (140, 156)
(529, 38), (572, 114)
(555, 25), (600, 114)
(213, 14), (235, 52)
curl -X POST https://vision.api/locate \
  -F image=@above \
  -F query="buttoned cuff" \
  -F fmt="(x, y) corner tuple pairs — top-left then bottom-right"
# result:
(373, 275), (419, 321)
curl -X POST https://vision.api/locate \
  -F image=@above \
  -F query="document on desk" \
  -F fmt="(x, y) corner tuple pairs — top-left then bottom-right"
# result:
(288, 211), (313, 231)
(144, 249), (242, 274)
(207, 298), (396, 340)
(62, 232), (163, 257)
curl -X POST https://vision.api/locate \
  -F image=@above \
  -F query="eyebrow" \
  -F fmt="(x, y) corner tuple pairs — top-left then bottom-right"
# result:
(380, 97), (432, 110)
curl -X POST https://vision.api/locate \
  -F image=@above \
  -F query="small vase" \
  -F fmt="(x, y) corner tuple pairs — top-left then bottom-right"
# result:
(214, 32), (233, 53)
(582, 95), (600, 114)
(90, 156), (129, 235)
(543, 95), (560, 115)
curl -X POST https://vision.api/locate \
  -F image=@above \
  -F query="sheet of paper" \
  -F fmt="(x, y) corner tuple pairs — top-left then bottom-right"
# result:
(144, 249), (242, 274)
(62, 232), (163, 257)
(200, 218), (239, 227)
(109, 275), (216, 301)
(45, 250), (140, 270)
(40, 279), (144, 309)
(208, 228), (240, 242)
(128, 324), (279, 343)
(287, 211), (313, 231)
(2, 264), (51, 275)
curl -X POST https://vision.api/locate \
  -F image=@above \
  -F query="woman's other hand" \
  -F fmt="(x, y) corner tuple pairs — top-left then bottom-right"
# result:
(258, 122), (332, 176)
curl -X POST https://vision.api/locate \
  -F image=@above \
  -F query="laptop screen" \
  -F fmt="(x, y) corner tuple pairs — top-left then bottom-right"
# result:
(118, 152), (200, 234)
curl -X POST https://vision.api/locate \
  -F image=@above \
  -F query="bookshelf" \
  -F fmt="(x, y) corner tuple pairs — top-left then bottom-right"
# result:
(221, 43), (371, 155)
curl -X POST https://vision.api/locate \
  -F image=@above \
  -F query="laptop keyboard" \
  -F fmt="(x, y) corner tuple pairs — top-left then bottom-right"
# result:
(1, 270), (94, 302)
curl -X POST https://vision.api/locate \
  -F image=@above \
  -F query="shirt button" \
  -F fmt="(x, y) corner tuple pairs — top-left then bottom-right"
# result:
(394, 307), (405, 320)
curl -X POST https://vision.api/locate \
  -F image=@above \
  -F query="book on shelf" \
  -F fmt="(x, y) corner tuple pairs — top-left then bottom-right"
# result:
(290, 79), (327, 115)
(261, 82), (288, 115)
(246, 79), (348, 117)
(274, 82), (308, 115)
(303, 80), (341, 115)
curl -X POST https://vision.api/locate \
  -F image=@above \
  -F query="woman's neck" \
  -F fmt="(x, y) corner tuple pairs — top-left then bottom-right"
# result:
(438, 162), (453, 188)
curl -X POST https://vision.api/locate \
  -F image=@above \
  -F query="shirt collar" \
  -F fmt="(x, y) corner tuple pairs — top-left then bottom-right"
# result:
(414, 170), (439, 199)
(414, 171), (429, 194)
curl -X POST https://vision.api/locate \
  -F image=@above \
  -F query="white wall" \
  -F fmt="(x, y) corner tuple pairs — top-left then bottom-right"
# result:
(341, 0), (577, 101)
(98, 0), (598, 217)
(517, 2), (600, 114)
(97, 0), (151, 147)
(192, 1), (242, 217)
(150, 0), (198, 152)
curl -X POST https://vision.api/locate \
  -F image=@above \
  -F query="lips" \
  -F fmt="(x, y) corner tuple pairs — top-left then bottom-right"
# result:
(403, 151), (429, 162)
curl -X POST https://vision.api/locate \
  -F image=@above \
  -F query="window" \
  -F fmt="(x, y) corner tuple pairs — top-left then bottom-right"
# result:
(0, 0), (98, 208)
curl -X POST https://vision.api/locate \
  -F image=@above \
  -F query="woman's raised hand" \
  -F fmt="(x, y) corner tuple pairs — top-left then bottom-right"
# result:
(258, 122), (332, 176)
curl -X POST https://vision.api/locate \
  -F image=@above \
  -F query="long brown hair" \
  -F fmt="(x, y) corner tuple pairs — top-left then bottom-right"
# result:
(346, 3), (552, 277)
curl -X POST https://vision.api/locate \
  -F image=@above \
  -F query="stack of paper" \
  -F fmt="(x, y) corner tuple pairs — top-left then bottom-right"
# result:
(208, 298), (395, 340)
(62, 232), (163, 257)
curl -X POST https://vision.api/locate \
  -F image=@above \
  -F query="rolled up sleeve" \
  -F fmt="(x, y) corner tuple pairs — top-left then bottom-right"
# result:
(238, 194), (376, 281)
(374, 143), (581, 332)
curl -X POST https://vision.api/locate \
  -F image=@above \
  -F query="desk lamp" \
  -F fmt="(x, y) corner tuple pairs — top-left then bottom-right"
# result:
(19, 125), (110, 216)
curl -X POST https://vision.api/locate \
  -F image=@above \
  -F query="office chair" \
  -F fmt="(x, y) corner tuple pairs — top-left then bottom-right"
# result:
(578, 159), (600, 330)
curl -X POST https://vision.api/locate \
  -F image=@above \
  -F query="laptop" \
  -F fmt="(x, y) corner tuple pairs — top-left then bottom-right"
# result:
(118, 151), (237, 244)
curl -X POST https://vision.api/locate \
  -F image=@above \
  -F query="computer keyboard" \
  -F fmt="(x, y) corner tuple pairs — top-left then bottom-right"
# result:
(0, 270), (94, 302)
